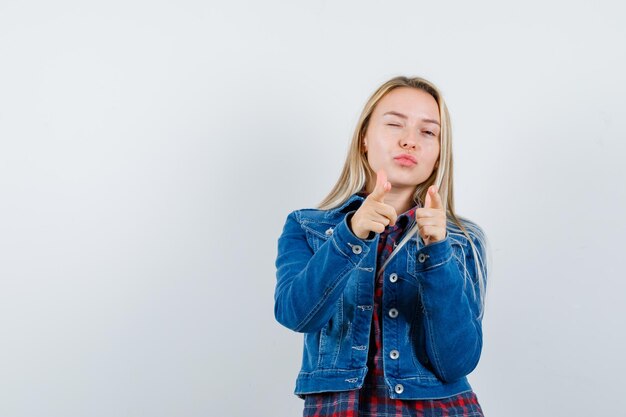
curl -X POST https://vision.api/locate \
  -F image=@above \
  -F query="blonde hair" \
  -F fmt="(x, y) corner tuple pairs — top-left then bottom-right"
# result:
(317, 75), (490, 319)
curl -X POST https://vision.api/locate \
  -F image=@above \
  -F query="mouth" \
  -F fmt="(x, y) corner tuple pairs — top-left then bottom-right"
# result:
(393, 155), (417, 166)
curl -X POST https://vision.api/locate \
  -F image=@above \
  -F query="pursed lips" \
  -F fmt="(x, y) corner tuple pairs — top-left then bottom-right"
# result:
(393, 154), (417, 164)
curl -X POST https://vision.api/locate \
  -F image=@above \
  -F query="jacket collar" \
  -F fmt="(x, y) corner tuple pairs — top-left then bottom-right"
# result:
(325, 192), (366, 217)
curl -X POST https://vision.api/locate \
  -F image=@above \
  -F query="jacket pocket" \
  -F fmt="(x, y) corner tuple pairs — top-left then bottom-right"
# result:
(408, 300), (441, 385)
(317, 295), (347, 369)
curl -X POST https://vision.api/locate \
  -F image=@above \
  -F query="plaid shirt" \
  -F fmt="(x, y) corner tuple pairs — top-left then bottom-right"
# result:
(303, 200), (484, 417)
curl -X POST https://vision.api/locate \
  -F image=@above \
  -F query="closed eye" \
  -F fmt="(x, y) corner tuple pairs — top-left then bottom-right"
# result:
(387, 123), (402, 127)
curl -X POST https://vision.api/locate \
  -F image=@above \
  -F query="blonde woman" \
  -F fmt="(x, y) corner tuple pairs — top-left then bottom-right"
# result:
(274, 76), (490, 416)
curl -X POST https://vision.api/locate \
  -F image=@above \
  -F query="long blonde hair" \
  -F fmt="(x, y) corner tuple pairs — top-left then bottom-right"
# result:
(317, 75), (490, 319)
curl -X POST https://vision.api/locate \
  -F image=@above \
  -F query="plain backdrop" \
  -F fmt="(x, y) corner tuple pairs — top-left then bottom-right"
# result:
(1, 1), (625, 416)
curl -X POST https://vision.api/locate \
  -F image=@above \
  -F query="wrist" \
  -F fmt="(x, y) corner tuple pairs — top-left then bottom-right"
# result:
(347, 212), (373, 240)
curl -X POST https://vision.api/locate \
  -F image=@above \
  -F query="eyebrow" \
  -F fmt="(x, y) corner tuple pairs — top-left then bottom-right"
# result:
(382, 111), (440, 126)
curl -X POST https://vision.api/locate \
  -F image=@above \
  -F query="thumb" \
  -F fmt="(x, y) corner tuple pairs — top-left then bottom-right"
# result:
(425, 185), (443, 209)
(369, 169), (390, 202)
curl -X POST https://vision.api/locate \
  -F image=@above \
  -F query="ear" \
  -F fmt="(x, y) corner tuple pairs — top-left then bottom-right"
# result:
(362, 136), (368, 153)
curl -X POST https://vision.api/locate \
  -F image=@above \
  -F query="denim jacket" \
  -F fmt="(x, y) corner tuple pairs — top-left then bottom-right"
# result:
(274, 192), (486, 400)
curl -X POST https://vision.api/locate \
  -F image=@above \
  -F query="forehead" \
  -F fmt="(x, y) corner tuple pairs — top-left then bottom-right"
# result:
(374, 87), (440, 122)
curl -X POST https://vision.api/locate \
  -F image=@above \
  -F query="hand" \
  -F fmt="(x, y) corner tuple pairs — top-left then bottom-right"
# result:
(416, 185), (447, 246)
(350, 169), (399, 239)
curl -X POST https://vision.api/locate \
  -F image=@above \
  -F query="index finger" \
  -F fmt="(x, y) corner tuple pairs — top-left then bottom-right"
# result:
(369, 169), (390, 202)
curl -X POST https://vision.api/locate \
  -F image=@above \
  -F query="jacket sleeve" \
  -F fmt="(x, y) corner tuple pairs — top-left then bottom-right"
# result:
(415, 228), (487, 382)
(274, 210), (375, 333)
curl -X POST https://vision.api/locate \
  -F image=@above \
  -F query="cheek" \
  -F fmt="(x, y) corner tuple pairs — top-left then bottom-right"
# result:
(367, 140), (386, 157)
(425, 144), (440, 165)
(365, 146), (386, 169)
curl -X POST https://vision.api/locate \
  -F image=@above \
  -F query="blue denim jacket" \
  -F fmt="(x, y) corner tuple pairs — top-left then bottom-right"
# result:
(274, 193), (485, 400)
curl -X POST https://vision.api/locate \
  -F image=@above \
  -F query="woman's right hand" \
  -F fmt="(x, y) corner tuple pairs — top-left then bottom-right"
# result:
(350, 169), (398, 239)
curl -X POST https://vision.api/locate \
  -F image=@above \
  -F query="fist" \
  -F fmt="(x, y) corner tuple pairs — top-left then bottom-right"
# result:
(350, 169), (398, 239)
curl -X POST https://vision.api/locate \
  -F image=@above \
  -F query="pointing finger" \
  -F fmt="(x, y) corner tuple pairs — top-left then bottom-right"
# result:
(369, 169), (390, 202)
(425, 185), (443, 209)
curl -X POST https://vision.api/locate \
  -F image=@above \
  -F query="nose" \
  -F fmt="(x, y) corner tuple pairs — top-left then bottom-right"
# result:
(400, 130), (417, 150)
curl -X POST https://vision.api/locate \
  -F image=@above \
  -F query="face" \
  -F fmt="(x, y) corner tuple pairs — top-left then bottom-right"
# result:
(363, 87), (441, 191)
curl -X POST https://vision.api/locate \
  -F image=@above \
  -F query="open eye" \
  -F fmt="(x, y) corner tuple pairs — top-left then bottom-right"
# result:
(424, 131), (436, 136)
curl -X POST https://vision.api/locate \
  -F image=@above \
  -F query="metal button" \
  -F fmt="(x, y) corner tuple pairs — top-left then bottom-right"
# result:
(325, 227), (334, 236)
(389, 273), (398, 283)
(394, 384), (404, 394)
(390, 349), (400, 360)
(352, 245), (362, 255)
(418, 253), (429, 263)
(388, 308), (399, 318)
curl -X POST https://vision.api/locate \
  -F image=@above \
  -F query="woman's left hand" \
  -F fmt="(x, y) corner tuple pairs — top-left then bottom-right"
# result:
(416, 185), (447, 246)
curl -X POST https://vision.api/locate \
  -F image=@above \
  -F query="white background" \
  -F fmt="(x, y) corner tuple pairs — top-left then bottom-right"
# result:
(1, 1), (625, 416)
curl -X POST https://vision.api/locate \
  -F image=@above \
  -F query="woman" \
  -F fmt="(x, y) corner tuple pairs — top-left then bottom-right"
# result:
(274, 75), (490, 416)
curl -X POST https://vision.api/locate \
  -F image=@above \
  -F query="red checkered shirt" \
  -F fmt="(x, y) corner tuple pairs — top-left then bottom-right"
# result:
(302, 199), (484, 417)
